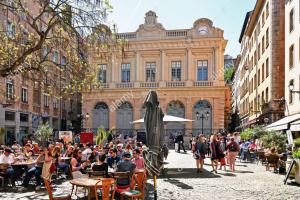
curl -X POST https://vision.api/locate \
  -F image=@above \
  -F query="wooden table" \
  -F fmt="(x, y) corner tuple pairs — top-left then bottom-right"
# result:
(11, 161), (36, 166)
(70, 178), (114, 200)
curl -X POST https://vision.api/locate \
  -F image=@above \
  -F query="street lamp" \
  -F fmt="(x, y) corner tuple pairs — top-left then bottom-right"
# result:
(196, 111), (210, 134)
(85, 113), (89, 131)
(289, 83), (300, 94)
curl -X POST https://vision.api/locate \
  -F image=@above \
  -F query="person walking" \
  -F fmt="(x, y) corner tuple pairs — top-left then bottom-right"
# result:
(226, 137), (240, 172)
(177, 132), (186, 153)
(210, 134), (222, 173)
(193, 135), (207, 173)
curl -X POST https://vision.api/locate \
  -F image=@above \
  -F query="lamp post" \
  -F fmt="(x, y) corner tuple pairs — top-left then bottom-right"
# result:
(289, 83), (300, 94)
(196, 111), (210, 134)
(85, 113), (89, 131)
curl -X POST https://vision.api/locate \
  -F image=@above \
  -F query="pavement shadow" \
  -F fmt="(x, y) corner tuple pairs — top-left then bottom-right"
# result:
(160, 168), (221, 179)
(233, 170), (254, 174)
(163, 178), (193, 189)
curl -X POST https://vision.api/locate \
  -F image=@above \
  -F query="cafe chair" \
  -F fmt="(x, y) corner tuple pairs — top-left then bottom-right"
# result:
(89, 170), (106, 179)
(43, 178), (71, 200)
(94, 178), (116, 200)
(121, 171), (147, 200)
(111, 171), (134, 194)
(266, 154), (280, 172)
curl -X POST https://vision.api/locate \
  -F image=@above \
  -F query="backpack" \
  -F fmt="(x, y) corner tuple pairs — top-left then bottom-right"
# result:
(229, 143), (237, 152)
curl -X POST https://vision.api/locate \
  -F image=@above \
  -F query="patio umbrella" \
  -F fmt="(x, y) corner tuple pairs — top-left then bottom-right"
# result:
(143, 91), (164, 199)
(131, 114), (193, 124)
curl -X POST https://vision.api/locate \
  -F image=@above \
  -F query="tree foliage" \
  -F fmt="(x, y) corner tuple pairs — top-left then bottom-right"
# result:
(0, 0), (129, 105)
(95, 126), (114, 145)
(224, 66), (234, 83)
(35, 122), (53, 147)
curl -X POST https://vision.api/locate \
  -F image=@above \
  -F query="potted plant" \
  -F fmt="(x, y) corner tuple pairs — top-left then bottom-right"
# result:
(292, 148), (300, 184)
(95, 126), (114, 145)
(35, 123), (53, 147)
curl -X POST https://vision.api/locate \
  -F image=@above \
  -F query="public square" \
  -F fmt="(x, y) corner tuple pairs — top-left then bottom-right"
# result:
(1, 150), (299, 200)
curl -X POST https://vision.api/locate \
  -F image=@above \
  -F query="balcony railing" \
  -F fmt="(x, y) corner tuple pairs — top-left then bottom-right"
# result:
(116, 82), (134, 88)
(117, 33), (136, 40)
(140, 82), (159, 88)
(193, 81), (213, 87)
(90, 81), (222, 90)
(166, 81), (186, 87)
(166, 31), (187, 37)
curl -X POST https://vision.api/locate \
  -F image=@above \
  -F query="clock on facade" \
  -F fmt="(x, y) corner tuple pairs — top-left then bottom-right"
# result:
(198, 26), (208, 35)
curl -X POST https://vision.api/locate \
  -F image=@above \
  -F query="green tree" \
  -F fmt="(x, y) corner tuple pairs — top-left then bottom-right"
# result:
(224, 67), (234, 82)
(0, 128), (5, 145)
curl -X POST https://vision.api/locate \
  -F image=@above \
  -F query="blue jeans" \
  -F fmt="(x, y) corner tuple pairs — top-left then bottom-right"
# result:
(23, 166), (42, 187)
(6, 167), (15, 185)
(57, 163), (69, 173)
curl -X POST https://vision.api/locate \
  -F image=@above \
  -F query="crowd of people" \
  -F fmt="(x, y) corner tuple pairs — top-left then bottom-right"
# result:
(0, 138), (146, 192)
(191, 132), (260, 173)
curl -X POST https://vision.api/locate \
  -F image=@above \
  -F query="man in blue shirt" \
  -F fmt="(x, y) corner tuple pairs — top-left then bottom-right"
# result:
(107, 148), (121, 168)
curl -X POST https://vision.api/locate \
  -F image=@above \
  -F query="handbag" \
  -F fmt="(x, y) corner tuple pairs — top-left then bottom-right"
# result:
(193, 150), (200, 159)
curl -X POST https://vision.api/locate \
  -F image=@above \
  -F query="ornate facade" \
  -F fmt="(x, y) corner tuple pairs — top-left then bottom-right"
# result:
(83, 11), (229, 136)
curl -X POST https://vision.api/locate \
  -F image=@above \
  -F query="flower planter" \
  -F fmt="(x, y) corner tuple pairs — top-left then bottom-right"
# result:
(295, 159), (300, 184)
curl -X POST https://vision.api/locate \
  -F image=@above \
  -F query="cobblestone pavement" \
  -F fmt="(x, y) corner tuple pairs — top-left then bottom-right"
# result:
(1, 150), (300, 200)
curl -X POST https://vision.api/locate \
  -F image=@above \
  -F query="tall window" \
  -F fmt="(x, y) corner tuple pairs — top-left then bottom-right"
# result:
(262, 64), (265, 82)
(262, 12), (265, 26)
(21, 88), (28, 103)
(266, 2), (269, 17)
(258, 69), (261, 85)
(262, 36), (265, 53)
(258, 43), (261, 60)
(171, 61), (181, 81)
(266, 28), (269, 48)
(290, 44), (294, 68)
(262, 91), (265, 104)
(266, 87), (269, 103)
(290, 8), (294, 32)
(197, 60), (208, 81)
(145, 62), (156, 82)
(6, 21), (15, 37)
(61, 56), (66, 66)
(266, 58), (269, 77)
(289, 80), (294, 104)
(43, 94), (49, 107)
(6, 81), (14, 100)
(53, 97), (58, 109)
(98, 64), (107, 83)
(121, 63), (131, 82)
(254, 74), (257, 88)
(52, 51), (59, 63)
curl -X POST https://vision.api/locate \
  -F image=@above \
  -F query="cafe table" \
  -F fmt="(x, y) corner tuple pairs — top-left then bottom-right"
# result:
(11, 161), (36, 166)
(70, 177), (114, 200)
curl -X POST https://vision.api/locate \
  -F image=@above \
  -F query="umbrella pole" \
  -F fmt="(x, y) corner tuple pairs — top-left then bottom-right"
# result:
(153, 175), (157, 200)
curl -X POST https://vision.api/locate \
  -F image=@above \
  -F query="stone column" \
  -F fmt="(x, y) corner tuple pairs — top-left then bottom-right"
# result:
(187, 48), (193, 81)
(135, 51), (140, 81)
(185, 97), (193, 130)
(186, 48), (189, 81)
(160, 50), (165, 81)
(0, 105), (5, 128)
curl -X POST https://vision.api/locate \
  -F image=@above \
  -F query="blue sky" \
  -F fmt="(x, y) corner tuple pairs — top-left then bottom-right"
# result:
(107, 0), (256, 57)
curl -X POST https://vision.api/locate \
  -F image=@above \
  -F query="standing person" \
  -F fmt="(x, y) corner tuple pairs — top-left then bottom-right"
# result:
(177, 132), (186, 153)
(226, 137), (240, 172)
(210, 134), (221, 173)
(193, 135), (207, 173)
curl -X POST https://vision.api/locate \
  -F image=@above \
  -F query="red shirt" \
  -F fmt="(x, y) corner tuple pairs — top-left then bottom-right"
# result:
(132, 156), (145, 169)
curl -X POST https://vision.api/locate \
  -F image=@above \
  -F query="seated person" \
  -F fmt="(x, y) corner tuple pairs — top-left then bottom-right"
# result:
(131, 148), (145, 169)
(21, 148), (52, 191)
(24, 143), (34, 158)
(107, 148), (121, 168)
(70, 148), (90, 174)
(265, 147), (278, 156)
(248, 141), (257, 152)
(0, 148), (17, 186)
(116, 152), (136, 187)
(116, 144), (124, 157)
(88, 147), (99, 163)
(91, 154), (108, 177)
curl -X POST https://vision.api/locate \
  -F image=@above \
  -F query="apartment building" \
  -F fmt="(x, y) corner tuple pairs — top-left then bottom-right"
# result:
(237, 0), (285, 128)
(0, 1), (81, 145)
(82, 11), (229, 137)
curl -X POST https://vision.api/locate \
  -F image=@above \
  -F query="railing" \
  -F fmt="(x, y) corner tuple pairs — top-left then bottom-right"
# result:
(140, 82), (159, 88)
(193, 81), (213, 87)
(166, 81), (186, 87)
(166, 31), (187, 37)
(116, 82), (134, 88)
(117, 33), (136, 40)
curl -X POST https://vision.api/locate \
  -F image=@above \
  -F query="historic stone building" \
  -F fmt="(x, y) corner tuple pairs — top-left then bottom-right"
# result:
(82, 11), (229, 136)
(237, 0), (285, 128)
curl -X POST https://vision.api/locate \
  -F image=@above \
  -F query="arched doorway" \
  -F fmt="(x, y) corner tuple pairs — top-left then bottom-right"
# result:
(92, 102), (109, 130)
(192, 100), (212, 136)
(166, 101), (185, 136)
(116, 102), (133, 136)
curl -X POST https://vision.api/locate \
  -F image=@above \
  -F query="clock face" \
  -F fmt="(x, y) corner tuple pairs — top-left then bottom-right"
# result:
(198, 26), (208, 35)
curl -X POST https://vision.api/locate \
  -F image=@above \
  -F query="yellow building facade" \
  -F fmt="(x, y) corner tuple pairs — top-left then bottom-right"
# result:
(82, 11), (228, 136)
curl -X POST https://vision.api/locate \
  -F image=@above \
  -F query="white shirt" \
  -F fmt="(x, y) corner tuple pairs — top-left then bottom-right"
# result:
(0, 154), (15, 164)
(82, 148), (92, 161)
